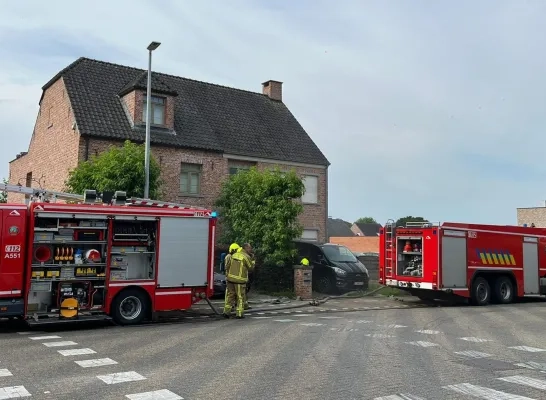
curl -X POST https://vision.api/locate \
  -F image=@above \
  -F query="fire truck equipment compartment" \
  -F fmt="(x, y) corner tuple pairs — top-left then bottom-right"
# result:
(33, 245), (53, 263)
(441, 235), (467, 288)
(157, 217), (209, 287)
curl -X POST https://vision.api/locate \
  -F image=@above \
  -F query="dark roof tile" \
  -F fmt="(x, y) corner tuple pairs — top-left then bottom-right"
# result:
(50, 57), (329, 165)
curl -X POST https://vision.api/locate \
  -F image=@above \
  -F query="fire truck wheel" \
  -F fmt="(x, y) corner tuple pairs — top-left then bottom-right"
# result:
(493, 276), (514, 304)
(470, 276), (491, 306)
(111, 289), (149, 325)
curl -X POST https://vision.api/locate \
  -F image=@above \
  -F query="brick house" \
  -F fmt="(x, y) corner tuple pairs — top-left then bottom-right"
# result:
(8, 57), (330, 242)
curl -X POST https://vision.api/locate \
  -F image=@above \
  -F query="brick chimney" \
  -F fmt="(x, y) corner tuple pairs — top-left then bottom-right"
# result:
(262, 80), (283, 101)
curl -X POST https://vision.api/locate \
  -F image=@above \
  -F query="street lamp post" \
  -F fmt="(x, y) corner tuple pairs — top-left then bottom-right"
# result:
(144, 41), (161, 199)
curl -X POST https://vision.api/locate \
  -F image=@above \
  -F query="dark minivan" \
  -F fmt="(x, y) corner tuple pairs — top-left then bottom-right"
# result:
(294, 240), (369, 294)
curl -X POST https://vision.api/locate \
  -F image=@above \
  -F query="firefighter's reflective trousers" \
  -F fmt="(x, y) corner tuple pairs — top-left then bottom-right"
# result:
(223, 281), (246, 317)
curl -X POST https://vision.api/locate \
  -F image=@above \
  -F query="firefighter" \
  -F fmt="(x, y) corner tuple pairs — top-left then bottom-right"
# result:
(242, 248), (256, 310)
(223, 243), (240, 315)
(223, 243), (254, 319)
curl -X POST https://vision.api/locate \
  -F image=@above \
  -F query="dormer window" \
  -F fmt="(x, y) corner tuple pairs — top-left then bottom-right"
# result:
(142, 95), (166, 125)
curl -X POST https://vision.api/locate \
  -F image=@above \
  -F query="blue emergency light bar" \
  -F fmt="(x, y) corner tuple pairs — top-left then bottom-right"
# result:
(211, 211), (218, 218)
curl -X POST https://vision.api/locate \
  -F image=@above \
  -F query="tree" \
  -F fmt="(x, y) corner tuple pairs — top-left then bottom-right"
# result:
(65, 140), (162, 198)
(0, 178), (7, 203)
(395, 216), (428, 227)
(354, 217), (377, 224)
(215, 167), (305, 292)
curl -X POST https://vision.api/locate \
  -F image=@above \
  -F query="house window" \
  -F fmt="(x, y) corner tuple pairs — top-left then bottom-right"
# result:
(180, 163), (202, 195)
(301, 229), (319, 242)
(301, 175), (318, 204)
(142, 95), (166, 125)
(229, 166), (249, 175)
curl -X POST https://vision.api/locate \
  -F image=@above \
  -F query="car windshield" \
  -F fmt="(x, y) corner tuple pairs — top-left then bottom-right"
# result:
(321, 245), (358, 262)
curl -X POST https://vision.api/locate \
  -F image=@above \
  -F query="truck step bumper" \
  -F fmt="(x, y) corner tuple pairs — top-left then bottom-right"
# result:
(0, 298), (24, 318)
(27, 314), (112, 326)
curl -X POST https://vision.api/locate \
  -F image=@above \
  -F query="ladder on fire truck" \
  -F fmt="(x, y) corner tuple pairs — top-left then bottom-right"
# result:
(384, 219), (396, 278)
(0, 183), (208, 211)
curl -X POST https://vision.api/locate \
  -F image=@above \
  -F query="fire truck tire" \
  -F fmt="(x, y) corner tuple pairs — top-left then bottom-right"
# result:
(111, 289), (149, 325)
(470, 276), (491, 306)
(493, 276), (514, 304)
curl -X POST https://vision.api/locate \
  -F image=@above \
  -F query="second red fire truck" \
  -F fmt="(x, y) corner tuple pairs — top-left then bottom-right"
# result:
(0, 184), (217, 326)
(379, 220), (546, 305)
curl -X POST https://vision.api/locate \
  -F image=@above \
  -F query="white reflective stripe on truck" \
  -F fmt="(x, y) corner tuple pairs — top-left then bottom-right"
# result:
(0, 290), (21, 295)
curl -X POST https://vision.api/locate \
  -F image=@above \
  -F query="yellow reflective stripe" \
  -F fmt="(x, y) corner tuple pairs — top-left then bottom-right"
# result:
(497, 252), (505, 265)
(509, 254), (516, 266)
(485, 253), (493, 264)
(491, 253), (499, 264)
(503, 253), (511, 264)
(479, 253), (487, 263)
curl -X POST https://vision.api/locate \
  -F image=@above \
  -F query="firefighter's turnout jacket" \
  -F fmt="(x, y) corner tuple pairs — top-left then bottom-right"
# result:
(227, 249), (254, 284)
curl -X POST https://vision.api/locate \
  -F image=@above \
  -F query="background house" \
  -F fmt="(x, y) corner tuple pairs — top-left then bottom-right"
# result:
(517, 202), (546, 227)
(327, 217), (380, 254)
(8, 57), (330, 242)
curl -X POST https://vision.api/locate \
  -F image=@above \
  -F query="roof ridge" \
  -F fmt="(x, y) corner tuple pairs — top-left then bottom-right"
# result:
(70, 57), (269, 98)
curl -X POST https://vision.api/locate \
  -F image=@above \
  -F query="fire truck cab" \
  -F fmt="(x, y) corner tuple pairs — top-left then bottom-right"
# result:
(0, 184), (216, 326)
(379, 220), (546, 305)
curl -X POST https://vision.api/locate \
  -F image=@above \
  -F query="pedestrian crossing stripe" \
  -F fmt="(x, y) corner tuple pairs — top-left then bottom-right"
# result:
(476, 248), (516, 265)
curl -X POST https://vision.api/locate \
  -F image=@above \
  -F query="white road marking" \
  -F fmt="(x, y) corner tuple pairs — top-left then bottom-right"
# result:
(454, 351), (492, 359)
(126, 389), (183, 400)
(319, 316), (342, 319)
(405, 341), (439, 348)
(459, 337), (490, 343)
(16, 332), (33, 335)
(43, 341), (77, 347)
(257, 312), (265, 315)
(0, 370), (12, 377)
(251, 316), (272, 319)
(97, 371), (146, 384)
(381, 324), (407, 328)
(300, 323), (325, 327)
(415, 329), (440, 335)
(282, 311), (291, 314)
(355, 320), (372, 324)
(75, 358), (118, 368)
(0, 386), (31, 399)
(509, 346), (546, 353)
(515, 361), (546, 370)
(273, 319), (297, 322)
(444, 382), (535, 399)
(58, 348), (97, 356)
(295, 310), (302, 313)
(374, 394), (426, 400)
(28, 335), (61, 340)
(293, 314), (313, 317)
(498, 375), (546, 390)
(364, 333), (394, 338)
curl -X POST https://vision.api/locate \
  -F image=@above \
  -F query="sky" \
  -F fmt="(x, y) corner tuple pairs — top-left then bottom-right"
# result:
(1, 0), (546, 225)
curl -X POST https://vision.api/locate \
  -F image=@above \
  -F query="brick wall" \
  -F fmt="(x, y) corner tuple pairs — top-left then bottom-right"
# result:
(516, 207), (546, 227)
(8, 78), (80, 203)
(329, 237), (379, 253)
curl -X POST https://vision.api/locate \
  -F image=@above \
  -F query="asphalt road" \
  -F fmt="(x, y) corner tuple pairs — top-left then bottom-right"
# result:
(1, 300), (546, 399)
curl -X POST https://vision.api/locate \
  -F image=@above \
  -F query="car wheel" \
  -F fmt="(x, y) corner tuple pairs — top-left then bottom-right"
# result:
(315, 275), (335, 294)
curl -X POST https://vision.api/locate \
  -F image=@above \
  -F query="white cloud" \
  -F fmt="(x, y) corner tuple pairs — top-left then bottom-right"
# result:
(1, 0), (545, 224)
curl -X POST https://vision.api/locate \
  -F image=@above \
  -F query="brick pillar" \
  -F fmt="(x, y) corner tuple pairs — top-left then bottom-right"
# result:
(293, 265), (313, 299)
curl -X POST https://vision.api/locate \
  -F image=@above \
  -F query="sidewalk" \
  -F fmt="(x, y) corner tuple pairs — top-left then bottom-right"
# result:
(187, 292), (428, 320)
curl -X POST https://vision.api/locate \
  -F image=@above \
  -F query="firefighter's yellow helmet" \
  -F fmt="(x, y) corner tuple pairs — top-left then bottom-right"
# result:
(301, 257), (310, 266)
(229, 243), (241, 253)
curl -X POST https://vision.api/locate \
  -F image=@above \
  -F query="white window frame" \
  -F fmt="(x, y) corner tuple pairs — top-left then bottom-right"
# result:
(301, 229), (319, 242)
(180, 163), (202, 195)
(301, 175), (318, 204)
(142, 95), (166, 125)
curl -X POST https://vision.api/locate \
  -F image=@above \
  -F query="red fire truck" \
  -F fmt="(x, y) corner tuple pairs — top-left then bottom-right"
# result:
(0, 184), (217, 326)
(379, 220), (546, 305)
